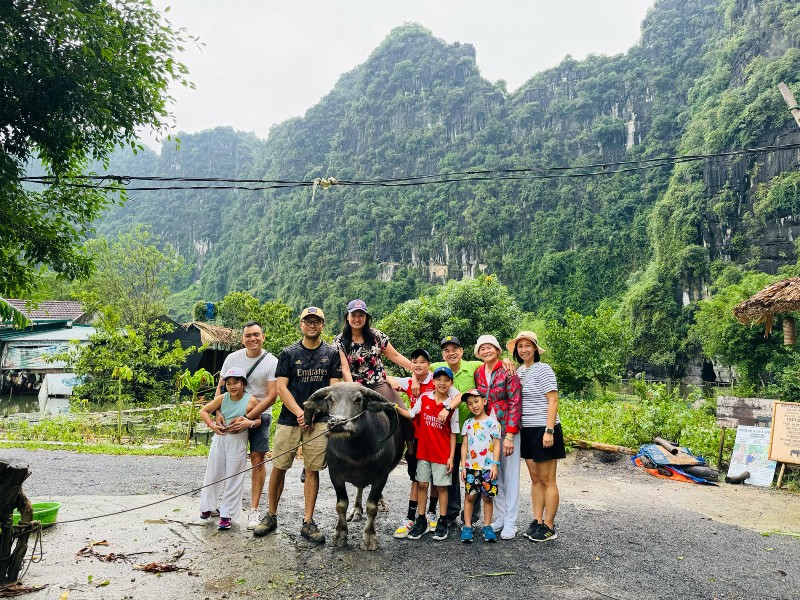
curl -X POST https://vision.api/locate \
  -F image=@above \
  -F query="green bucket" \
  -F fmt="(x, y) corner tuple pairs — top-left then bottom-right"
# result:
(12, 502), (62, 528)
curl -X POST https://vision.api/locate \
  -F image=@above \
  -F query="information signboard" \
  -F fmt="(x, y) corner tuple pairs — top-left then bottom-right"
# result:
(769, 401), (800, 465)
(729, 426), (777, 487)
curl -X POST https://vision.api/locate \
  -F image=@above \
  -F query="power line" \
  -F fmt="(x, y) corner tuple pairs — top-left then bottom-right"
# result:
(17, 142), (800, 192)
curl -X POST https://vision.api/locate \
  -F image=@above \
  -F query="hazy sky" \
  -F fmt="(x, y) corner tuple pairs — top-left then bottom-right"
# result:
(145, 0), (655, 150)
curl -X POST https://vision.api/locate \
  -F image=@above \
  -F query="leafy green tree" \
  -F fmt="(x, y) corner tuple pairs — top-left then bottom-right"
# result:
(72, 227), (186, 327)
(691, 269), (783, 386)
(192, 300), (216, 322)
(61, 316), (193, 406)
(545, 306), (633, 394)
(216, 291), (298, 355)
(1, 0), (191, 301)
(377, 275), (522, 358)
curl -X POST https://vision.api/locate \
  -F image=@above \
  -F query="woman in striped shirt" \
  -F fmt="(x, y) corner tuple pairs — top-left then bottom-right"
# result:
(507, 331), (566, 543)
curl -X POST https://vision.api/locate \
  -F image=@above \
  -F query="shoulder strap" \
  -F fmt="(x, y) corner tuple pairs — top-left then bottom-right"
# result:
(246, 352), (268, 378)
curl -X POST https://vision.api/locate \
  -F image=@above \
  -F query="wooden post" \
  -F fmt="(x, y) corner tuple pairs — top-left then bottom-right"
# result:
(717, 427), (727, 469)
(776, 462), (786, 488)
(779, 82), (800, 129)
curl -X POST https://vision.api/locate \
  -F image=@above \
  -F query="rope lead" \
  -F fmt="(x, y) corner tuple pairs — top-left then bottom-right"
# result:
(51, 409), (367, 525)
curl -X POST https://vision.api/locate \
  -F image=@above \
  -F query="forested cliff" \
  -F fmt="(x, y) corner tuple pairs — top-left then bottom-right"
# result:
(97, 0), (800, 377)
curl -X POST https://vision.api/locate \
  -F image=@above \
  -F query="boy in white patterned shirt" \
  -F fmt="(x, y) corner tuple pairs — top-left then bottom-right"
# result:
(458, 390), (501, 543)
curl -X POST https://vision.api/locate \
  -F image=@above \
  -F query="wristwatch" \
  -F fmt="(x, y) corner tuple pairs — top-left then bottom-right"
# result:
(445, 404), (454, 413)
(545, 427), (555, 434)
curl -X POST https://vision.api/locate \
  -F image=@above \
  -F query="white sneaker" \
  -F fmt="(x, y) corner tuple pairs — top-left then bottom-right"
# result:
(246, 509), (261, 530)
(393, 518), (414, 539)
(490, 520), (504, 533)
(427, 512), (438, 533)
(500, 525), (517, 540)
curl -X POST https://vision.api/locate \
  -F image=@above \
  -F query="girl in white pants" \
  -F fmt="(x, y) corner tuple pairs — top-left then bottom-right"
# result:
(199, 367), (261, 529)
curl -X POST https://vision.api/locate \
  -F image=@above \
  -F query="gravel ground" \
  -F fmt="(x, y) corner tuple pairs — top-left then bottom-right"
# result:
(2, 447), (798, 599)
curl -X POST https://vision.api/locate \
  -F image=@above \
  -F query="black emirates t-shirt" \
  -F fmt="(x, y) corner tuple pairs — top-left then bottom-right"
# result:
(275, 340), (342, 426)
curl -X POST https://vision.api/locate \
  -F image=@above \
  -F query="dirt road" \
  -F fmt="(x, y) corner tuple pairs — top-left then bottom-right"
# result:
(3, 448), (798, 599)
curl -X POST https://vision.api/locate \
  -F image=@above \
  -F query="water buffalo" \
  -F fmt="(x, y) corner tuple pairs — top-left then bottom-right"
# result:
(304, 383), (403, 550)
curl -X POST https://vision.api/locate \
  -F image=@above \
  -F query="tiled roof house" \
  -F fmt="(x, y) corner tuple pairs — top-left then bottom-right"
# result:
(5, 300), (90, 324)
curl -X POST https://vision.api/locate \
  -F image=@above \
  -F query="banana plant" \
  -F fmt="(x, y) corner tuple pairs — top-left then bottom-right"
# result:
(112, 365), (133, 444)
(179, 368), (214, 446)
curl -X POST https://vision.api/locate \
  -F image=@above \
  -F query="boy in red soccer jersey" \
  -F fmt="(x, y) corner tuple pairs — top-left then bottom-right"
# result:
(390, 350), (459, 537)
(396, 366), (459, 541)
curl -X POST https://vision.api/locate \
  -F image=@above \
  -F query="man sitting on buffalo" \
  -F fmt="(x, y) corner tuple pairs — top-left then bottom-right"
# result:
(254, 306), (342, 543)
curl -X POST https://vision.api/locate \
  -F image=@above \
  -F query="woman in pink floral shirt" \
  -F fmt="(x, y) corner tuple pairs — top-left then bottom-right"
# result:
(473, 334), (522, 540)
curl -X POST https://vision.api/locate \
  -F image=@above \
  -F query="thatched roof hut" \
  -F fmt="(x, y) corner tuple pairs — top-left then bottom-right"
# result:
(180, 322), (240, 350)
(733, 277), (800, 345)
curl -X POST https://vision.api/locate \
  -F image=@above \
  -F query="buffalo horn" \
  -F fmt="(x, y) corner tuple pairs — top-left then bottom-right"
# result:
(304, 386), (332, 425)
(360, 388), (399, 443)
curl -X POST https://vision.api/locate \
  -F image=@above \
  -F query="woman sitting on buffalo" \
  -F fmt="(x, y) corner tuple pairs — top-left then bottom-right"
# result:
(334, 299), (415, 442)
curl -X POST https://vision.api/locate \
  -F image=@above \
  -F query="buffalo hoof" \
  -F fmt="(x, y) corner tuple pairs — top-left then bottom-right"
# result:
(360, 533), (378, 551)
(347, 508), (363, 522)
(331, 530), (348, 547)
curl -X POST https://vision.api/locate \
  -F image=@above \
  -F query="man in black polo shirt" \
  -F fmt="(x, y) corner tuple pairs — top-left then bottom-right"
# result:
(253, 306), (342, 543)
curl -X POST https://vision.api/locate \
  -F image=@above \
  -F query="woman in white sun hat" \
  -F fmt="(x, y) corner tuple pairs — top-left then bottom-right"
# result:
(507, 331), (565, 543)
(472, 334), (522, 540)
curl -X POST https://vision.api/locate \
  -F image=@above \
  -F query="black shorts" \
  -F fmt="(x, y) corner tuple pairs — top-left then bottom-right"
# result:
(520, 423), (566, 462)
(248, 413), (272, 454)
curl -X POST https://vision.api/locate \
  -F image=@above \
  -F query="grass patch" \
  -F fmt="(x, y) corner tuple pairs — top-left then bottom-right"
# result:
(0, 440), (209, 457)
(560, 383), (730, 466)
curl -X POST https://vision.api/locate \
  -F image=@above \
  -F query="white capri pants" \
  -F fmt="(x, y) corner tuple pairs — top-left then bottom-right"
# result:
(199, 430), (248, 519)
(493, 432), (521, 536)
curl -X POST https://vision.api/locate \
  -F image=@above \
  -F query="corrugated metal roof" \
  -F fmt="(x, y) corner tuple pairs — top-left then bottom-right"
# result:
(0, 324), (95, 342)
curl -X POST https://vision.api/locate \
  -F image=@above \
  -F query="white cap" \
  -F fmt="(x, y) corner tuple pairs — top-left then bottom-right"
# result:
(474, 334), (502, 358)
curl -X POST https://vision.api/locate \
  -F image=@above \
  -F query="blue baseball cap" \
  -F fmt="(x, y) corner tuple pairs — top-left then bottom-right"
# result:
(347, 299), (369, 314)
(432, 366), (454, 380)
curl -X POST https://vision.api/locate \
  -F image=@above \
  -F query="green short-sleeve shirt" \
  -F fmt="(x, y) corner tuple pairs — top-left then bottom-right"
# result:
(431, 359), (483, 441)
